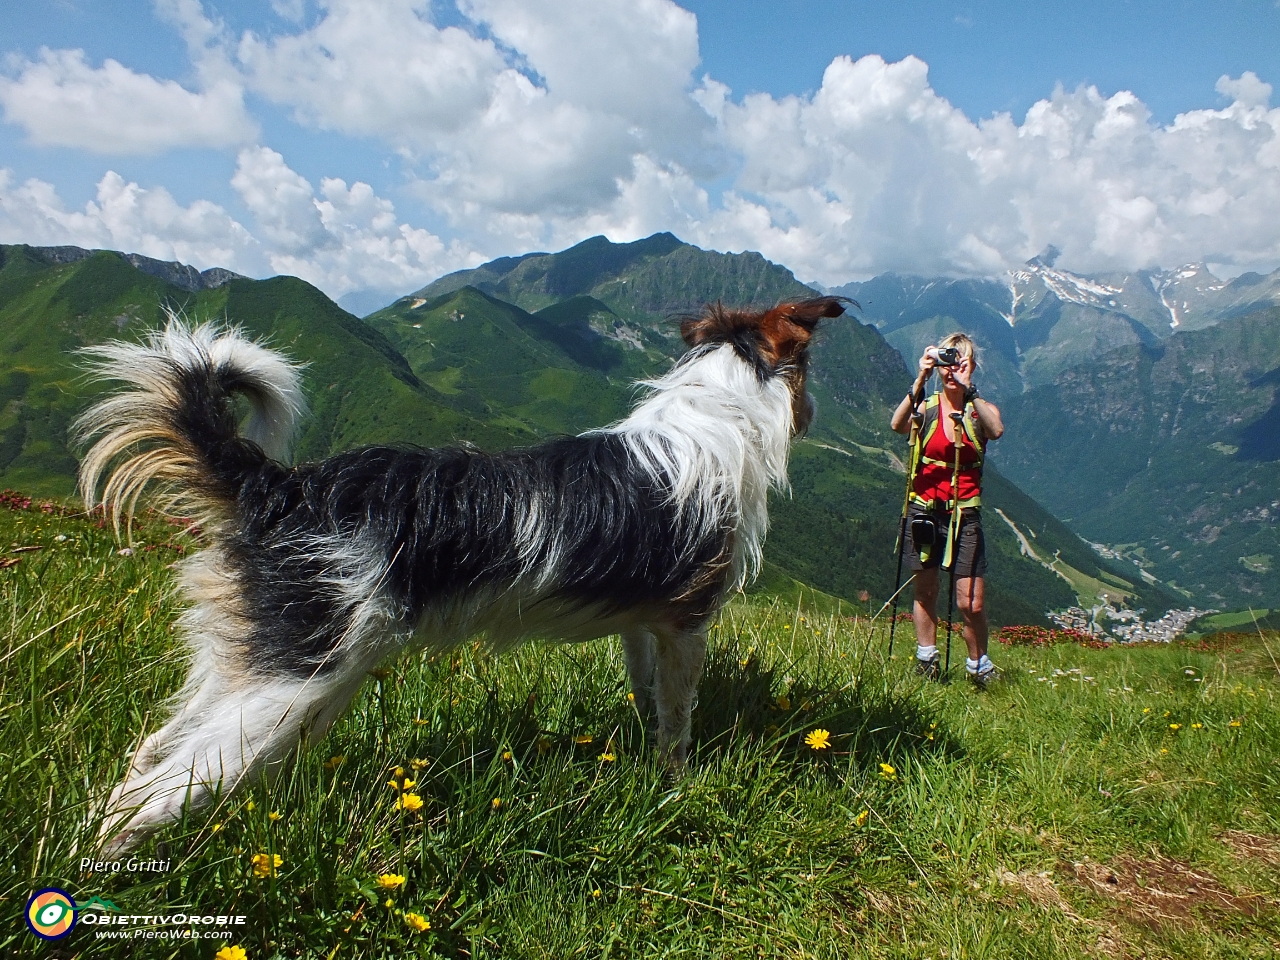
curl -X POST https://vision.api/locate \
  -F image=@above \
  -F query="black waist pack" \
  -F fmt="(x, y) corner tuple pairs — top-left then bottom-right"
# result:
(911, 516), (939, 550)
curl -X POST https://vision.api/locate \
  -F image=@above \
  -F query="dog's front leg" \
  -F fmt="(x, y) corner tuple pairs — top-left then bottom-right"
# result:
(651, 625), (707, 770)
(621, 629), (656, 718)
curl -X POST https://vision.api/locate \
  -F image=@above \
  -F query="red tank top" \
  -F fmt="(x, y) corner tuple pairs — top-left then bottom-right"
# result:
(913, 404), (982, 505)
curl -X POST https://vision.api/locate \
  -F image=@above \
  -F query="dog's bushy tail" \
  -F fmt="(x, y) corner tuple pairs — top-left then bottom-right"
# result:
(74, 312), (306, 532)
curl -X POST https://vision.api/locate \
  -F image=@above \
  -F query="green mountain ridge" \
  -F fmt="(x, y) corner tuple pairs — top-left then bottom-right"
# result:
(0, 240), (1177, 625)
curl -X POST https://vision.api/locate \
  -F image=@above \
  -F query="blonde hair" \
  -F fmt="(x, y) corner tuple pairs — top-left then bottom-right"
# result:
(939, 332), (978, 369)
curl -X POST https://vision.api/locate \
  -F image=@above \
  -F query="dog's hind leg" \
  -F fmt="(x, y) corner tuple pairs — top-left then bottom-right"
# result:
(650, 625), (707, 770)
(621, 628), (656, 718)
(97, 663), (368, 855)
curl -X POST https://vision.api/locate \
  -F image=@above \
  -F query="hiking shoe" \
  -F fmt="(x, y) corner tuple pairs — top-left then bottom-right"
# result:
(915, 656), (942, 681)
(968, 663), (999, 690)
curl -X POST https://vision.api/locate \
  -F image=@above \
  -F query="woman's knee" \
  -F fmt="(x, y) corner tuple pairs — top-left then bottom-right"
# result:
(955, 579), (985, 616)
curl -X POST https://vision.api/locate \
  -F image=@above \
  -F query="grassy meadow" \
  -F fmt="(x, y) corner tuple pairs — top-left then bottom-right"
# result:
(2, 494), (1278, 959)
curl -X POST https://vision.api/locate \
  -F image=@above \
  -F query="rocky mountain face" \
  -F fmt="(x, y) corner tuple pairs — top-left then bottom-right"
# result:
(832, 254), (1280, 402)
(30, 245), (244, 292)
(995, 307), (1280, 607)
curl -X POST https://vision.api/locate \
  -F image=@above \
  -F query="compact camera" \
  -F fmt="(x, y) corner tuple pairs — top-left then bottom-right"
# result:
(927, 346), (961, 367)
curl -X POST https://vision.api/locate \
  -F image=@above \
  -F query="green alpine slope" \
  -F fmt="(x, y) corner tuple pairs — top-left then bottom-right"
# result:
(0, 245), (514, 495)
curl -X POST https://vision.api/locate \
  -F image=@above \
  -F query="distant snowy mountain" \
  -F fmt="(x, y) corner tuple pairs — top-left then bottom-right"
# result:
(832, 257), (1280, 399)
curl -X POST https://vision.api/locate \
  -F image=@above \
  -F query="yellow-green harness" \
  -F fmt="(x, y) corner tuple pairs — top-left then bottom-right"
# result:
(902, 393), (985, 568)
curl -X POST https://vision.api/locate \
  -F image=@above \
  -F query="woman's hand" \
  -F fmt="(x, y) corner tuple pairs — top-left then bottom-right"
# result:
(948, 356), (973, 389)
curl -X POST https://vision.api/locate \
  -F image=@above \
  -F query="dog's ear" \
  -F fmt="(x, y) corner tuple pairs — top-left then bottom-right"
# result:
(782, 296), (852, 330)
(759, 296), (850, 358)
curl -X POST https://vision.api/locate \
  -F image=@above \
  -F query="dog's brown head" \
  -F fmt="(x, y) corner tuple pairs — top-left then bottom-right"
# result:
(680, 296), (850, 435)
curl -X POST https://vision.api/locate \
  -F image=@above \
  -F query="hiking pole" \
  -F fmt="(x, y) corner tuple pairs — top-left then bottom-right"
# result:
(888, 514), (908, 659)
(943, 410), (966, 678)
(888, 385), (925, 659)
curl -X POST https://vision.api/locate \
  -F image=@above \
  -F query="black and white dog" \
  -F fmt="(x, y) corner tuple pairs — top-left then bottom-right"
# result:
(77, 296), (846, 853)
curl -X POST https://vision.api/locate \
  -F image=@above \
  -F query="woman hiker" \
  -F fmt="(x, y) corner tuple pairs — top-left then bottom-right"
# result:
(890, 333), (1004, 687)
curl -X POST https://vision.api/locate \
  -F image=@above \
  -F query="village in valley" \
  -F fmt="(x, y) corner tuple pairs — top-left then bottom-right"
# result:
(1048, 604), (1213, 644)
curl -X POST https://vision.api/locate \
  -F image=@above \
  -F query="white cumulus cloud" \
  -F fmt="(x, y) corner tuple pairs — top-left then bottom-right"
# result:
(0, 47), (255, 154)
(687, 57), (1280, 283)
(0, 149), (479, 301)
(230, 146), (480, 298)
(0, 168), (262, 269)
(3, 1), (1280, 289)
(238, 0), (716, 223)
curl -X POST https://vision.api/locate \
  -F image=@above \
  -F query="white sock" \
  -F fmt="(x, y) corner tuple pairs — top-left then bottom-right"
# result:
(979, 654), (994, 672)
(966, 657), (980, 674)
(917, 644), (939, 661)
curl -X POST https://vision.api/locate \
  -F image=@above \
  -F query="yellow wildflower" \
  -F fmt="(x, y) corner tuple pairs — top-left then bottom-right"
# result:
(251, 853), (282, 878)
(854, 809), (869, 827)
(502, 750), (513, 761)
(246, 801), (256, 812)
(412, 717), (430, 725)
(592, 889), (602, 899)
(1169, 723), (1181, 731)
(783, 624), (791, 630)
(268, 811), (282, 822)
(404, 912), (430, 932)
(377, 873), (406, 891)
(210, 822), (222, 833)
(1160, 748), (1169, 754)
(804, 728), (831, 751)
(1191, 723), (1202, 730)
(384, 898), (394, 909)
(575, 734), (594, 745)
(393, 766), (405, 777)
(396, 793), (424, 813)
(215, 947), (247, 960)
(410, 757), (429, 770)
(1229, 720), (1242, 728)
(776, 695), (791, 711)
(627, 692), (635, 703)
(491, 797), (503, 810)
(1142, 708), (1151, 714)
(599, 752), (616, 762)
(879, 762), (897, 781)
(324, 755), (344, 770)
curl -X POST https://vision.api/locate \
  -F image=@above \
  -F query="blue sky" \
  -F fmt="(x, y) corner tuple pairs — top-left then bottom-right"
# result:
(1, 0), (1277, 309)
(685, 0), (1280, 124)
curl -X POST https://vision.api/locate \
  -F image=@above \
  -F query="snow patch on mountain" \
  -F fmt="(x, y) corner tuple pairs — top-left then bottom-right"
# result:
(1007, 261), (1123, 324)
